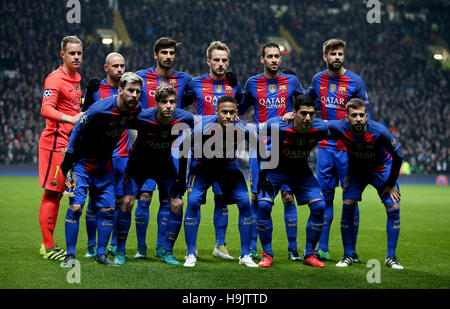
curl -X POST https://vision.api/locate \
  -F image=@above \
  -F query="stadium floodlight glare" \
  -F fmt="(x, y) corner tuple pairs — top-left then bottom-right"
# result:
(102, 38), (113, 45)
(433, 53), (443, 60)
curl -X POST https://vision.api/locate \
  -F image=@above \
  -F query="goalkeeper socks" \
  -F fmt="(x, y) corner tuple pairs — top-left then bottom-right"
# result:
(352, 203), (360, 254)
(165, 209), (182, 252)
(256, 199), (274, 256)
(340, 203), (355, 257)
(39, 193), (62, 249)
(386, 207), (400, 258)
(85, 200), (97, 247)
(65, 208), (81, 256)
(96, 209), (114, 257)
(116, 209), (132, 253)
(213, 197), (229, 246)
(249, 201), (258, 251)
(317, 189), (334, 252)
(305, 200), (325, 256)
(184, 203), (201, 256)
(156, 200), (169, 248)
(109, 199), (121, 247)
(283, 202), (298, 251)
(135, 199), (151, 248)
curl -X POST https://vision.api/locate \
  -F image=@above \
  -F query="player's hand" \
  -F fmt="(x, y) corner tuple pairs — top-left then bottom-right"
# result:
(225, 71), (238, 87)
(86, 77), (101, 92)
(170, 178), (187, 198)
(61, 152), (76, 177)
(81, 77), (101, 112)
(257, 170), (274, 197)
(282, 112), (295, 124)
(382, 185), (401, 203)
(281, 68), (297, 77)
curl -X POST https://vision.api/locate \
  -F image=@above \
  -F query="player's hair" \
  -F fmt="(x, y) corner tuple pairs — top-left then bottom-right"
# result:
(206, 41), (230, 59)
(346, 98), (366, 113)
(294, 94), (315, 111)
(217, 95), (236, 106)
(261, 42), (280, 57)
(153, 37), (180, 53)
(61, 35), (83, 52)
(119, 72), (143, 89)
(105, 52), (124, 64)
(155, 84), (178, 103)
(322, 38), (346, 55)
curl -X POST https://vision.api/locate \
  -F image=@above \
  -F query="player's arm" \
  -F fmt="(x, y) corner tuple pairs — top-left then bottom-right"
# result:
(354, 77), (372, 120)
(324, 119), (345, 140)
(180, 79), (196, 109)
(41, 79), (83, 124)
(237, 79), (253, 116)
(81, 77), (101, 112)
(379, 127), (403, 202)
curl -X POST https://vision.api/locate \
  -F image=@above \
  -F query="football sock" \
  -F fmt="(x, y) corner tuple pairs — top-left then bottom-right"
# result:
(256, 199), (274, 256)
(236, 198), (252, 257)
(184, 201), (201, 256)
(65, 208), (82, 257)
(109, 199), (121, 247)
(39, 193), (62, 249)
(85, 199), (97, 247)
(213, 197), (229, 246)
(165, 209), (182, 252)
(304, 200), (325, 256)
(135, 199), (151, 248)
(156, 199), (170, 247)
(283, 202), (298, 251)
(386, 207), (400, 258)
(340, 203), (355, 257)
(352, 203), (360, 254)
(249, 200), (258, 251)
(116, 209), (132, 253)
(317, 189), (334, 252)
(96, 209), (114, 257)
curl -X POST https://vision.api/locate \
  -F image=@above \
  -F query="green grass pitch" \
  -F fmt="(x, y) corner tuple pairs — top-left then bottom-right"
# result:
(0, 176), (449, 290)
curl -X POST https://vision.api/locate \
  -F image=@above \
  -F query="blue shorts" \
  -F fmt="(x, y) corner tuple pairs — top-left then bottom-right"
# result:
(112, 156), (128, 197)
(187, 162), (249, 204)
(317, 147), (348, 190)
(249, 154), (292, 194)
(70, 163), (115, 208)
(123, 168), (177, 200)
(342, 166), (400, 206)
(258, 168), (323, 205)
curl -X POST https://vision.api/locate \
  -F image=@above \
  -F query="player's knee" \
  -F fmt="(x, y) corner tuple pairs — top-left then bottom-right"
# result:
(170, 198), (183, 214)
(281, 191), (294, 205)
(139, 191), (152, 201)
(121, 195), (135, 212)
(69, 204), (83, 213)
(385, 204), (399, 210)
(309, 199), (325, 216)
(343, 199), (357, 207)
(257, 199), (273, 219)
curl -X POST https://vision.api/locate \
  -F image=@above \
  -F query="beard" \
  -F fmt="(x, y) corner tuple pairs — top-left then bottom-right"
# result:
(327, 61), (343, 72)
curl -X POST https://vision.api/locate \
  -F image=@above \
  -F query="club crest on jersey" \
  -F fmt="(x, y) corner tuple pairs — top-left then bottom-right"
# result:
(225, 85), (233, 93)
(268, 84), (277, 93)
(43, 89), (52, 98)
(215, 84), (223, 93)
(169, 79), (177, 87)
(338, 86), (347, 95)
(279, 85), (287, 93)
(329, 84), (336, 92)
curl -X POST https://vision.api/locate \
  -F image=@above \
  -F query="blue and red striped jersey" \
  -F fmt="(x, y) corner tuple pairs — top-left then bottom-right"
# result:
(135, 65), (192, 109)
(67, 96), (141, 173)
(183, 72), (244, 115)
(327, 119), (403, 185)
(307, 69), (370, 150)
(259, 117), (328, 172)
(239, 72), (304, 124)
(88, 79), (131, 158)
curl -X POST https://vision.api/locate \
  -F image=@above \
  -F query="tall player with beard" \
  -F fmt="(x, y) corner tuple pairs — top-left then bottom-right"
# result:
(182, 41), (243, 260)
(80, 53), (128, 258)
(239, 42), (304, 265)
(307, 38), (371, 262)
(38, 36), (84, 261)
(134, 37), (193, 259)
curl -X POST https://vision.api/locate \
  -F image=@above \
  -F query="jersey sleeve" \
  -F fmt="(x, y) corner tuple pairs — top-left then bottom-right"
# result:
(66, 106), (98, 155)
(41, 75), (64, 122)
(238, 78), (254, 115)
(180, 78), (196, 108)
(353, 76), (371, 119)
(378, 125), (403, 187)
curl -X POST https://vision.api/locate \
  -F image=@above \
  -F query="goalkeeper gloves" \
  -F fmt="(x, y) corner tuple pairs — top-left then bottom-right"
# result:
(81, 77), (101, 112)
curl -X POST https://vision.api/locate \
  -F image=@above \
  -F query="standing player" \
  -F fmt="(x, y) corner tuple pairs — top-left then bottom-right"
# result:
(59, 72), (142, 267)
(183, 95), (258, 268)
(182, 41), (244, 260)
(116, 84), (194, 265)
(326, 98), (403, 269)
(307, 38), (370, 262)
(134, 37), (193, 259)
(80, 53), (127, 258)
(239, 42), (304, 261)
(38, 36), (84, 261)
(256, 94), (327, 267)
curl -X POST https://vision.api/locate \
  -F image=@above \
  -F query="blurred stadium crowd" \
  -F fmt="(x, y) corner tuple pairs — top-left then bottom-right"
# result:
(0, 0), (448, 174)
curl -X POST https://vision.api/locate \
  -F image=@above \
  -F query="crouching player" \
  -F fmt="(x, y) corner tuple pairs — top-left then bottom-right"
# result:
(256, 94), (327, 268)
(116, 84), (195, 265)
(59, 72), (143, 267)
(183, 95), (258, 268)
(327, 98), (404, 269)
